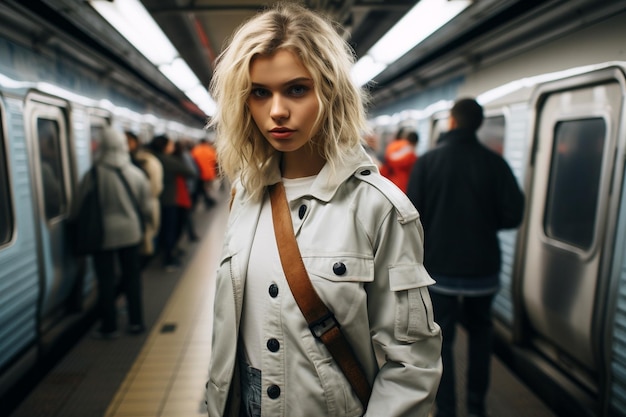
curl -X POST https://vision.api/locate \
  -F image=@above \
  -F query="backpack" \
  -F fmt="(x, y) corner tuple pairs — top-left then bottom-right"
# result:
(67, 167), (104, 256)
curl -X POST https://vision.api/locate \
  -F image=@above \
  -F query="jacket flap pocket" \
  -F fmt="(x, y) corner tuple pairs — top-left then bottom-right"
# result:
(302, 255), (374, 282)
(389, 264), (435, 291)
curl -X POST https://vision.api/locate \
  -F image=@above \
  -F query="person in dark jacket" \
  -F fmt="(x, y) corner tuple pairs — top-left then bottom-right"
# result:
(149, 134), (196, 270)
(406, 98), (524, 417)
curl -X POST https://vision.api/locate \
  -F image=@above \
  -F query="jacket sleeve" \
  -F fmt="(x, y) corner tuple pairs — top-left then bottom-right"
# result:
(496, 160), (525, 229)
(144, 154), (164, 197)
(137, 174), (155, 228)
(364, 202), (442, 417)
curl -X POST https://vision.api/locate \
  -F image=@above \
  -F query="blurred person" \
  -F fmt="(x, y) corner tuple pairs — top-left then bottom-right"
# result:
(380, 128), (419, 193)
(180, 139), (201, 241)
(406, 98), (525, 417)
(173, 140), (199, 247)
(204, 4), (442, 417)
(126, 131), (163, 266)
(191, 138), (218, 209)
(72, 127), (153, 338)
(149, 134), (196, 271)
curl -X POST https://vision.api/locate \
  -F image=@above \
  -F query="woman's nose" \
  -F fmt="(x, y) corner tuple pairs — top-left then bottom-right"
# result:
(270, 95), (289, 121)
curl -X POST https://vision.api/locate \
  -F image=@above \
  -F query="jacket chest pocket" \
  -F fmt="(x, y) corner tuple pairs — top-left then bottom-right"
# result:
(302, 254), (374, 314)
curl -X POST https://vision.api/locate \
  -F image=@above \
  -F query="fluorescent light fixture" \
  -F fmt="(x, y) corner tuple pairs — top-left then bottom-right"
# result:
(352, 0), (472, 86)
(351, 55), (387, 87)
(90, 0), (177, 65)
(159, 58), (199, 92)
(186, 85), (217, 116)
(90, 0), (217, 116)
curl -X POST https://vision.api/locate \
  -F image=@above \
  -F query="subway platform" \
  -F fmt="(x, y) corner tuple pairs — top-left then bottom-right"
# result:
(8, 194), (558, 417)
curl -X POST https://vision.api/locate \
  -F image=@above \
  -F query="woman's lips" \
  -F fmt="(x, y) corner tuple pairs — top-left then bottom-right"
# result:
(269, 128), (295, 139)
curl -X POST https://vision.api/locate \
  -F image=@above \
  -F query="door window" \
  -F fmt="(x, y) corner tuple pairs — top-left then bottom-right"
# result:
(544, 118), (606, 249)
(37, 118), (67, 220)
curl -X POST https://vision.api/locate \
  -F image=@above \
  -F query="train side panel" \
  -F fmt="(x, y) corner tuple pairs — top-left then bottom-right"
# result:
(494, 102), (532, 326)
(0, 94), (40, 390)
(0, 26), (206, 405)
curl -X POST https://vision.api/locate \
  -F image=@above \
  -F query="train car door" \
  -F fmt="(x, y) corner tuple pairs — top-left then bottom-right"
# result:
(521, 68), (625, 385)
(25, 95), (79, 331)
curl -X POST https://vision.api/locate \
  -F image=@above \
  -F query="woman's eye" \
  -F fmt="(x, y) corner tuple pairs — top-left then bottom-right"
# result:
(289, 85), (309, 96)
(251, 88), (270, 98)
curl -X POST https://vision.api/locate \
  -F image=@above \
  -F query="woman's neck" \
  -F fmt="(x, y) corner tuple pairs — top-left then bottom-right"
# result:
(280, 147), (326, 179)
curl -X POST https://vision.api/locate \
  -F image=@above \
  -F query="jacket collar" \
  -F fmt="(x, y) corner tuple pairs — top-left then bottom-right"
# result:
(263, 146), (378, 202)
(438, 128), (479, 146)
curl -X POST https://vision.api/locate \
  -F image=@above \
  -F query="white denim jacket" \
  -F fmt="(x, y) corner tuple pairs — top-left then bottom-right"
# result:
(206, 147), (442, 417)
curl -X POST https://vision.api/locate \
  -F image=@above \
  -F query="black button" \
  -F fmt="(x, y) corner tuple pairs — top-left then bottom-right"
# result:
(269, 283), (279, 298)
(267, 384), (281, 399)
(298, 204), (307, 219)
(333, 262), (347, 275)
(267, 338), (280, 352)
(360, 170), (371, 175)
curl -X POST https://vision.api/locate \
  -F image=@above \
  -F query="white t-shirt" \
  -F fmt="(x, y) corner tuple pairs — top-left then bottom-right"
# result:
(240, 176), (316, 368)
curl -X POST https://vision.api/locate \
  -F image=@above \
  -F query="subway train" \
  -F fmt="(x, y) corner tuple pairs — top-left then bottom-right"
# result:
(0, 8), (208, 408)
(2, 1), (626, 416)
(367, 10), (626, 417)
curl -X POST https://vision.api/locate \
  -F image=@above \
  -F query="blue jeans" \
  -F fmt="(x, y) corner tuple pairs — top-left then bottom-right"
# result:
(429, 290), (495, 417)
(239, 362), (261, 417)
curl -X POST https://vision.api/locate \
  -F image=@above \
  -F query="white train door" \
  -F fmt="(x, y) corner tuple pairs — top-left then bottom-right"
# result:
(522, 68), (625, 387)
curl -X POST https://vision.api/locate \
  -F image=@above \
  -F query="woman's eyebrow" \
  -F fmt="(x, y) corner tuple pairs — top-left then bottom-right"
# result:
(250, 77), (313, 88)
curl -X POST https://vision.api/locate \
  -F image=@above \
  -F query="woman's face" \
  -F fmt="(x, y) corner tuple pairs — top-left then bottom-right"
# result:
(247, 49), (320, 155)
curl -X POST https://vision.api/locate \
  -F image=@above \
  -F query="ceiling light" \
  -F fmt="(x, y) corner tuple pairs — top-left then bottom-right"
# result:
(185, 85), (217, 116)
(352, 0), (472, 86)
(351, 56), (387, 87)
(89, 0), (177, 65)
(89, 0), (217, 116)
(159, 58), (200, 92)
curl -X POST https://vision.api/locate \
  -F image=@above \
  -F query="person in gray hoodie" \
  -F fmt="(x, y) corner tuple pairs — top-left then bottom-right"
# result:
(73, 127), (154, 339)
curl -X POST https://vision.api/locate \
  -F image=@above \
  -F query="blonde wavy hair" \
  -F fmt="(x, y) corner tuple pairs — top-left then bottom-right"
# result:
(208, 2), (369, 200)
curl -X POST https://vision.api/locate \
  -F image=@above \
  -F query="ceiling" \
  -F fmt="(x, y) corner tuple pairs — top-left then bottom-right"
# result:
(2, 0), (626, 122)
(141, 0), (422, 88)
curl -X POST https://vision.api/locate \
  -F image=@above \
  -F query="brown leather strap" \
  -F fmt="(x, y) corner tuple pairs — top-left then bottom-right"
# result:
(269, 182), (371, 409)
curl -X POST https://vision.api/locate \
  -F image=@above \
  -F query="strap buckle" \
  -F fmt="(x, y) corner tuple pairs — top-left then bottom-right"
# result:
(309, 312), (339, 339)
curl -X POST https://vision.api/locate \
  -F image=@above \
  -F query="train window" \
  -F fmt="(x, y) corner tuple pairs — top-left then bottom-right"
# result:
(90, 124), (104, 162)
(544, 118), (606, 249)
(477, 115), (505, 155)
(0, 120), (13, 245)
(37, 118), (67, 220)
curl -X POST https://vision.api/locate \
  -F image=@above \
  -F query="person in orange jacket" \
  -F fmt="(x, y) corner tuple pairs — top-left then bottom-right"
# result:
(190, 139), (218, 208)
(380, 129), (419, 193)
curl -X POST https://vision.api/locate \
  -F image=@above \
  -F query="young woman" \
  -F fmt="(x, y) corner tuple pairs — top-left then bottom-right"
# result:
(205, 4), (442, 417)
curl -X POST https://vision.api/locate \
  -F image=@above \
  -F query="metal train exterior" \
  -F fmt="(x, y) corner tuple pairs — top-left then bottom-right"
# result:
(368, 10), (626, 417)
(0, 21), (207, 409)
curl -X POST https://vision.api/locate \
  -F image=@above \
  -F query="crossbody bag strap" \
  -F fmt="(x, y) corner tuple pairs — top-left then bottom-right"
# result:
(269, 182), (371, 409)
